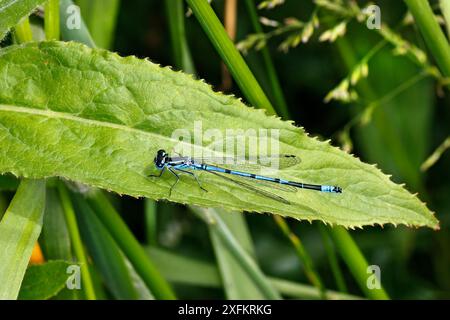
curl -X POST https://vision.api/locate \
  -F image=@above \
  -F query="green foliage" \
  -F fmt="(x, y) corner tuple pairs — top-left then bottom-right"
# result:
(0, 0), (448, 301)
(0, 41), (438, 229)
(0, 0), (45, 41)
(18, 260), (72, 300)
(40, 187), (72, 260)
(87, 190), (175, 299)
(146, 246), (361, 299)
(0, 180), (46, 299)
(205, 208), (274, 299)
(74, 195), (139, 299)
(76, 0), (120, 49)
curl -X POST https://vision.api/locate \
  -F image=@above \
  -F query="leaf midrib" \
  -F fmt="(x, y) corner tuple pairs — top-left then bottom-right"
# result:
(0, 103), (167, 141)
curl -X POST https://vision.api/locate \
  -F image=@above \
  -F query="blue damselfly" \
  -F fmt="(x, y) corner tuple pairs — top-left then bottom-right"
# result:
(150, 149), (342, 204)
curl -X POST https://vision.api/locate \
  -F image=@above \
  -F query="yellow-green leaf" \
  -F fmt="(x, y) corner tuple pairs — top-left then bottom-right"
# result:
(0, 41), (439, 229)
(0, 179), (46, 299)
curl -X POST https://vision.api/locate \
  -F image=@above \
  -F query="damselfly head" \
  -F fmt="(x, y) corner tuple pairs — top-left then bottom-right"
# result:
(154, 149), (168, 169)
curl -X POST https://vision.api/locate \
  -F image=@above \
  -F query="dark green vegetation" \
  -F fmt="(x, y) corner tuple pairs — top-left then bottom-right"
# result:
(0, 0), (449, 299)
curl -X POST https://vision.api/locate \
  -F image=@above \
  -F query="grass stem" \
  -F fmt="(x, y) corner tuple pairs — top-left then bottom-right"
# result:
(328, 226), (389, 300)
(57, 183), (96, 300)
(405, 0), (450, 77)
(243, 0), (290, 119)
(87, 190), (176, 299)
(186, 0), (276, 114)
(14, 17), (33, 43)
(45, 0), (60, 40)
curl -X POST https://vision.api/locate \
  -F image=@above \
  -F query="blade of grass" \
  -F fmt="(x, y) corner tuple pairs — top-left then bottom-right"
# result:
(269, 278), (360, 300)
(76, 0), (120, 49)
(73, 194), (139, 300)
(45, 0), (60, 40)
(317, 223), (347, 293)
(0, 180), (46, 299)
(186, 0), (276, 114)
(146, 246), (222, 288)
(274, 216), (326, 298)
(243, 0), (290, 118)
(144, 199), (158, 246)
(328, 226), (389, 300)
(209, 210), (268, 299)
(440, 0), (450, 40)
(40, 186), (78, 299)
(57, 182), (96, 300)
(405, 0), (450, 77)
(40, 187), (72, 261)
(146, 246), (362, 299)
(192, 206), (281, 299)
(86, 190), (176, 299)
(123, 258), (154, 300)
(59, 0), (95, 47)
(14, 17), (33, 43)
(165, 0), (196, 74)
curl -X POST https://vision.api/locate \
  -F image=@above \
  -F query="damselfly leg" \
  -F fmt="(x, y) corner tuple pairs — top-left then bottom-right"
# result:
(148, 166), (166, 178)
(172, 167), (208, 193)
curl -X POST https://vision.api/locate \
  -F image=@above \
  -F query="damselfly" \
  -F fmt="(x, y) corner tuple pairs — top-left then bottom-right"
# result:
(150, 149), (342, 204)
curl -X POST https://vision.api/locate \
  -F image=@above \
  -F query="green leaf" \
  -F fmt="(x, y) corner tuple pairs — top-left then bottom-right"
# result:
(18, 260), (72, 300)
(59, 0), (95, 47)
(0, 0), (46, 41)
(208, 209), (269, 299)
(123, 258), (154, 300)
(73, 195), (139, 300)
(40, 187), (72, 261)
(146, 246), (222, 288)
(146, 246), (361, 299)
(76, 0), (119, 49)
(0, 179), (46, 299)
(193, 207), (280, 299)
(0, 41), (439, 229)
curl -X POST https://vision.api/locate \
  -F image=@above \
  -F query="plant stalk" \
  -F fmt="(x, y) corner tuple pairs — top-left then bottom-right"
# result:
(243, 0), (290, 118)
(45, 0), (60, 40)
(328, 226), (389, 299)
(57, 183), (96, 300)
(405, 0), (450, 77)
(186, 0), (277, 114)
(14, 17), (33, 43)
(87, 190), (176, 299)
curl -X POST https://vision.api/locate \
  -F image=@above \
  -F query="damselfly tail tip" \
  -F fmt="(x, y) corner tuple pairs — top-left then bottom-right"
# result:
(321, 185), (342, 193)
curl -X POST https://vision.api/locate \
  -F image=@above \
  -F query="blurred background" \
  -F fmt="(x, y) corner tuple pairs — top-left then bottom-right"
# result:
(73, 0), (450, 299)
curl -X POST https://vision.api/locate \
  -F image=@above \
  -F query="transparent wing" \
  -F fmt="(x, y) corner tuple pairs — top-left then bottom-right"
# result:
(206, 170), (291, 205)
(192, 154), (301, 171)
